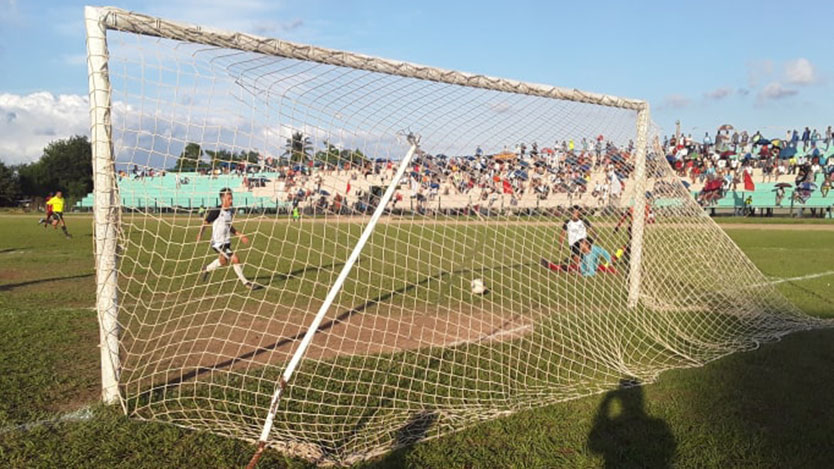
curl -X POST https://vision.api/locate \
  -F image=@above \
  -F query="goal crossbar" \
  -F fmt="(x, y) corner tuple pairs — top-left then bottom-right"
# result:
(89, 6), (647, 111)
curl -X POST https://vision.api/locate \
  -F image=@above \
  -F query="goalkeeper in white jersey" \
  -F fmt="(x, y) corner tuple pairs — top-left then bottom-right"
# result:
(197, 187), (258, 289)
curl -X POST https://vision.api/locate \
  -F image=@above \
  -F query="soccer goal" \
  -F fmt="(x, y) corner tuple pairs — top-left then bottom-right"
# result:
(85, 6), (827, 465)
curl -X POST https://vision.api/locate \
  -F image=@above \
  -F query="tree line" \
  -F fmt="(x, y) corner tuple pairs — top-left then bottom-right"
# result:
(0, 135), (92, 206)
(0, 131), (374, 207)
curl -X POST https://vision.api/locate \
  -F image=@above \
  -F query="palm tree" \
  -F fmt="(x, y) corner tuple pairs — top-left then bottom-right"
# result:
(283, 132), (313, 163)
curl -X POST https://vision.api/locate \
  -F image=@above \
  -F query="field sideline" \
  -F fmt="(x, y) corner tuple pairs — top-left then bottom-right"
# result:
(1, 214), (833, 468)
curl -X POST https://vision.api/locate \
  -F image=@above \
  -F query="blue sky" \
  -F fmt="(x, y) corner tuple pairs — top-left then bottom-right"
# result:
(1, 0), (832, 163)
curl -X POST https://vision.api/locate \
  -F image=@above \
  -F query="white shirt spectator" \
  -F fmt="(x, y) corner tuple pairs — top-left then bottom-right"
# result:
(608, 171), (622, 196)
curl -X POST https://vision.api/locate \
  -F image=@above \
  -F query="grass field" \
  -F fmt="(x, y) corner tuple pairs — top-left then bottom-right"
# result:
(1, 214), (833, 468)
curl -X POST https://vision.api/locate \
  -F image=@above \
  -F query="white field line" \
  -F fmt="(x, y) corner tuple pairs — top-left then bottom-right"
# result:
(0, 406), (94, 435)
(762, 269), (834, 287)
(447, 324), (533, 348)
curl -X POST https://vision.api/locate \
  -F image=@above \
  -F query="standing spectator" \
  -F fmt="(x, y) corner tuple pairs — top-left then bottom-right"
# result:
(751, 130), (763, 148)
(775, 185), (786, 206)
(802, 127), (811, 151)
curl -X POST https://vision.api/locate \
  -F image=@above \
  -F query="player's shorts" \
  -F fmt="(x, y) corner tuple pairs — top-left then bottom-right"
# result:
(570, 240), (582, 257)
(211, 242), (233, 259)
(52, 212), (64, 222)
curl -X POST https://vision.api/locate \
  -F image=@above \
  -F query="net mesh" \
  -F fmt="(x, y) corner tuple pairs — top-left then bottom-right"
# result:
(89, 13), (829, 464)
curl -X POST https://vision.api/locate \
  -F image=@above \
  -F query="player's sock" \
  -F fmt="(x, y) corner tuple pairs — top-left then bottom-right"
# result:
(204, 259), (222, 273)
(61, 226), (70, 237)
(232, 264), (249, 284)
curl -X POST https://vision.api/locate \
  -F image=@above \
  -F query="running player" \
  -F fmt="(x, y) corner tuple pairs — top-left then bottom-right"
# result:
(47, 191), (71, 238)
(197, 187), (258, 289)
(38, 192), (54, 228)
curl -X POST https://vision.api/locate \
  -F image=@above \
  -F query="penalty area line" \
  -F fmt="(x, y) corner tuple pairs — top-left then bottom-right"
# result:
(0, 406), (93, 436)
(762, 270), (834, 287)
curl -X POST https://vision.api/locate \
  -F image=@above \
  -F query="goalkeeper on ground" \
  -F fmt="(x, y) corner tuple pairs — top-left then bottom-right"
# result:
(197, 187), (258, 290)
(578, 238), (614, 277)
(541, 237), (617, 276)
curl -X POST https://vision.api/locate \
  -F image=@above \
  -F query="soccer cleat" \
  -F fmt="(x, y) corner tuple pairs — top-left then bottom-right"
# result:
(244, 281), (262, 291)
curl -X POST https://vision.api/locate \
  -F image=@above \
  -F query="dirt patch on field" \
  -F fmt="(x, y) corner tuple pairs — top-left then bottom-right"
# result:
(121, 298), (536, 391)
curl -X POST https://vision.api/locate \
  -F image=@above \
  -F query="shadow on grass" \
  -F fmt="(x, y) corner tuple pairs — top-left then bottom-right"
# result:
(784, 279), (831, 305)
(0, 273), (94, 292)
(587, 378), (675, 469)
(253, 261), (345, 286)
(0, 247), (32, 254)
(367, 411), (438, 468)
(682, 327), (834, 467)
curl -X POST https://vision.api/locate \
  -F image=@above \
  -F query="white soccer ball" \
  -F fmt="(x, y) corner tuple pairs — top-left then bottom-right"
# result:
(471, 278), (486, 295)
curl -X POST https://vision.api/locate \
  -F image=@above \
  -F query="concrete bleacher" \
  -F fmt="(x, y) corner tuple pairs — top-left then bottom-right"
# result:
(696, 172), (834, 214)
(73, 146), (834, 215)
(75, 173), (278, 210)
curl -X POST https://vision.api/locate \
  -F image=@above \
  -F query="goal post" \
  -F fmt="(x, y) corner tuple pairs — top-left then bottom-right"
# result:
(627, 105), (650, 308)
(85, 5), (121, 406)
(84, 6), (829, 465)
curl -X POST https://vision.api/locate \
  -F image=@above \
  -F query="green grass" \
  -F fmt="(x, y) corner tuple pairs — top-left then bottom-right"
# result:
(713, 216), (834, 225)
(1, 214), (833, 468)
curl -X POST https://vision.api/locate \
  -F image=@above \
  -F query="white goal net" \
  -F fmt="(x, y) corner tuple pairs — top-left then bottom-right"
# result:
(85, 6), (829, 465)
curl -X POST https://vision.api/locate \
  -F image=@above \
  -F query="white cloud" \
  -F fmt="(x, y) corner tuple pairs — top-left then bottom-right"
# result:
(252, 18), (304, 36)
(0, 92), (90, 164)
(704, 87), (733, 100)
(784, 58), (818, 85)
(659, 94), (691, 110)
(758, 82), (798, 101)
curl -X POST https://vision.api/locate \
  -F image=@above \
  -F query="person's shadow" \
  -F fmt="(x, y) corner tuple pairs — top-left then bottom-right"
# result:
(587, 379), (676, 468)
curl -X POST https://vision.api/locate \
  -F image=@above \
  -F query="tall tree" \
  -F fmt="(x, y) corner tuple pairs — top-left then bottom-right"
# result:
(204, 148), (233, 169)
(315, 141), (343, 166)
(17, 135), (92, 200)
(342, 148), (371, 166)
(173, 142), (209, 172)
(0, 161), (21, 206)
(283, 132), (312, 163)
